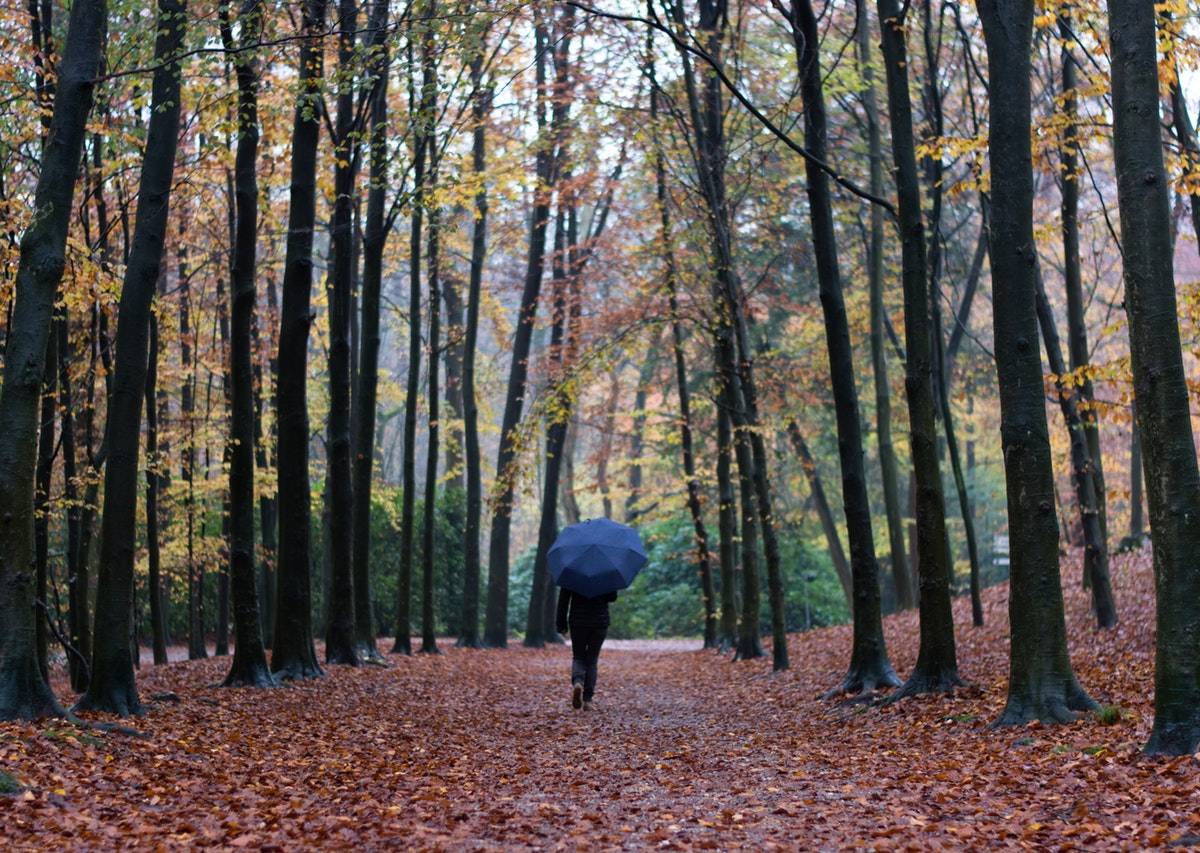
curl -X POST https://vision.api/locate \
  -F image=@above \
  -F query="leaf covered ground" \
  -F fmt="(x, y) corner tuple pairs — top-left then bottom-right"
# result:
(3, 549), (1197, 849)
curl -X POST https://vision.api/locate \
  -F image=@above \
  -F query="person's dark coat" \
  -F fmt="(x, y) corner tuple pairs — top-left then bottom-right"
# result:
(555, 588), (617, 634)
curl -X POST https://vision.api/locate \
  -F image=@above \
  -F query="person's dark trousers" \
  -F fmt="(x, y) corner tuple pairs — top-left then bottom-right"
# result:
(570, 625), (607, 700)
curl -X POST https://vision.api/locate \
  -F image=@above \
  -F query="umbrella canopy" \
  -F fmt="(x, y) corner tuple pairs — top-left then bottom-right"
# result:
(548, 518), (648, 598)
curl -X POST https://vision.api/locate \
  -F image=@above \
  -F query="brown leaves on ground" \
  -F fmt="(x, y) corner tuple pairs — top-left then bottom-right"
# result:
(2, 548), (1197, 849)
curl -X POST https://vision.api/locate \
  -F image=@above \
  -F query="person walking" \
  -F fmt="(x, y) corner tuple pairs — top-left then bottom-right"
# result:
(556, 588), (616, 710)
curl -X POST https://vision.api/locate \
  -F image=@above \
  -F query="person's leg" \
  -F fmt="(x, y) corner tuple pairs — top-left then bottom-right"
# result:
(570, 628), (586, 708)
(583, 628), (607, 702)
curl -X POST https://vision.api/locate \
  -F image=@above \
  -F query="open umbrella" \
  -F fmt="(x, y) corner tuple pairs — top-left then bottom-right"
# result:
(548, 518), (648, 597)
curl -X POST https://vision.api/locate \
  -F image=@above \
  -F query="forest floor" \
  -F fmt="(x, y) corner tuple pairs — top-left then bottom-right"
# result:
(3, 547), (1198, 849)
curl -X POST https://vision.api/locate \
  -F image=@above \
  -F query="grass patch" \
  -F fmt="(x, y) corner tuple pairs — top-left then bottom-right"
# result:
(1094, 705), (1124, 726)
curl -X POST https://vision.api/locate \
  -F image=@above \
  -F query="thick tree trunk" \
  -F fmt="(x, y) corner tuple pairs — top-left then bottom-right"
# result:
(76, 0), (185, 716)
(351, 0), (391, 663)
(789, 0), (895, 691)
(442, 273), (465, 487)
(218, 0), (273, 688)
(457, 43), (490, 649)
(324, 0), (361, 668)
(876, 0), (961, 698)
(1033, 271), (1117, 629)
(271, 0), (327, 681)
(1106, 0), (1200, 755)
(856, 0), (911, 611)
(978, 0), (1092, 725)
(0, 0), (104, 722)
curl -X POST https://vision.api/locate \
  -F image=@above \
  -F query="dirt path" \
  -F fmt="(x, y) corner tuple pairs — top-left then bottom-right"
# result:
(4, 552), (1200, 849)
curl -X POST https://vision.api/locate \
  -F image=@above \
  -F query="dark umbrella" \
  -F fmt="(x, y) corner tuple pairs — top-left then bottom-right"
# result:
(548, 518), (648, 598)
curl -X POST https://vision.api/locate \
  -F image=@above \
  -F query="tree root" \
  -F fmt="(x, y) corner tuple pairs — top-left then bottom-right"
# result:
(886, 667), (968, 704)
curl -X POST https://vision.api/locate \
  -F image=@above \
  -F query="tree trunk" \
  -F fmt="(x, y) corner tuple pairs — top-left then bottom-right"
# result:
(1033, 271), (1117, 628)
(0, 0), (104, 722)
(716, 408), (739, 650)
(978, 0), (1092, 725)
(420, 43), (442, 655)
(789, 0), (895, 691)
(457, 38), (490, 649)
(524, 214), (570, 649)
(673, 0), (765, 663)
(876, 0), (960, 698)
(483, 12), (553, 648)
(61, 306), (88, 691)
(856, 0), (911, 611)
(1059, 13), (1109, 578)
(76, 0), (184, 716)
(624, 331), (660, 524)
(1127, 412), (1144, 543)
(34, 321), (57, 682)
(351, 0), (391, 663)
(145, 277), (168, 665)
(394, 12), (429, 656)
(218, 0), (273, 688)
(919, 0), (982, 628)
(787, 423), (852, 604)
(322, 0), (362, 668)
(271, 0), (327, 681)
(442, 272), (465, 488)
(649, 50), (716, 647)
(1106, 0), (1200, 755)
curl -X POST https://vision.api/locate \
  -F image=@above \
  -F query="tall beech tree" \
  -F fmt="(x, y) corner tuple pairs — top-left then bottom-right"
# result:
(649, 43), (717, 648)
(977, 0), (1092, 724)
(420, 18), (442, 655)
(77, 0), (187, 716)
(1106, 0), (1200, 755)
(855, 0), (911, 611)
(876, 0), (960, 697)
(1058, 11), (1109, 582)
(145, 277), (169, 666)
(0, 0), (104, 722)
(352, 0), (392, 662)
(457, 27), (491, 649)
(272, 0), (328, 681)
(785, 0), (897, 693)
(217, 0), (274, 688)
(395, 2), (432, 655)
(325, 0), (362, 667)
(671, 0), (768, 663)
(483, 7), (554, 648)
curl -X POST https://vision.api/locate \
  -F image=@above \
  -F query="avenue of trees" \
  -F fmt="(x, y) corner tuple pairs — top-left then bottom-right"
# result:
(1, 0), (1200, 755)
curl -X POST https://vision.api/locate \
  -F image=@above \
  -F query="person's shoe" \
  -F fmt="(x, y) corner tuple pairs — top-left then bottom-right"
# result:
(571, 683), (583, 709)
(582, 699), (594, 711)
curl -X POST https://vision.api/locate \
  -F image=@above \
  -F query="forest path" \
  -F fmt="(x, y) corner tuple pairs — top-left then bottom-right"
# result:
(5, 551), (1200, 849)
